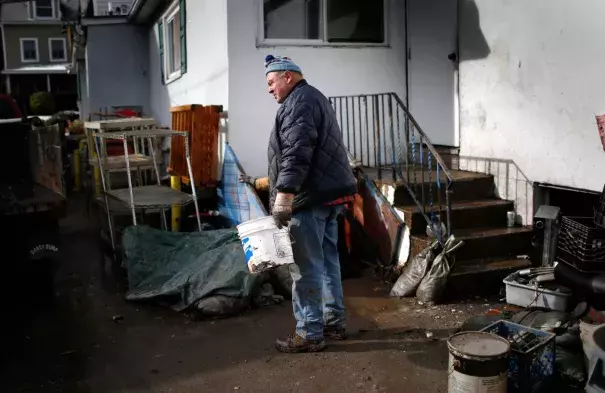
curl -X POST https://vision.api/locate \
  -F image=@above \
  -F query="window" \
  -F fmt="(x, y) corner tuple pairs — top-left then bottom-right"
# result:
(28, 0), (56, 19)
(261, 0), (386, 46)
(158, 0), (187, 84)
(49, 38), (66, 62)
(20, 38), (39, 63)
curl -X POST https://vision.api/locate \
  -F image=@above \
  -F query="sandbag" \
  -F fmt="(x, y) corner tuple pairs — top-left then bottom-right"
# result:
(390, 240), (440, 297)
(416, 235), (464, 304)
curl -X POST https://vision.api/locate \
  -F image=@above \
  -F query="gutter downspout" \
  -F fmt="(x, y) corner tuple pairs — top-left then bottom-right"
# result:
(128, 0), (144, 21)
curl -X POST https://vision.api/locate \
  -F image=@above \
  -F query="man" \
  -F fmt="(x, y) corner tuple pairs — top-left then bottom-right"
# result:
(249, 55), (358, 353)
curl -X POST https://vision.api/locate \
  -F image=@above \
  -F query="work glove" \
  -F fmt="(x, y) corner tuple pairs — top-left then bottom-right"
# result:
(239, 174), (257, 187)
(238, 175), (270, 192)
(272, 192), (294, 229)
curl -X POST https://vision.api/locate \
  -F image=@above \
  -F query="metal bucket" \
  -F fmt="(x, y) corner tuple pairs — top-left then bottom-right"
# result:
(448, 332), (510, 393)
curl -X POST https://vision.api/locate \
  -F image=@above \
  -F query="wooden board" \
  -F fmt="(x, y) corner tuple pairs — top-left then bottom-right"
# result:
(348, 170), (406, 266)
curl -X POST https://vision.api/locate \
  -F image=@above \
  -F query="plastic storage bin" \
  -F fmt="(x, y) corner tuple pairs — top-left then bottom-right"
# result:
(503, 272), (572, 312)
(481, 320), (556, 392)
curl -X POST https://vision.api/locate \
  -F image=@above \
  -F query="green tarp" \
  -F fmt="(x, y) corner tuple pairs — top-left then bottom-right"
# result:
(123, 226), (263, 315)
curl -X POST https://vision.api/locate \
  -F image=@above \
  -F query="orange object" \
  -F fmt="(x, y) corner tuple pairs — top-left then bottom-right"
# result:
(169, 104), (221, 186)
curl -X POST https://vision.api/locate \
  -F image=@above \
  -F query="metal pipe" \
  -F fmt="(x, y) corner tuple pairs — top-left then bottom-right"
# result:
(339, 97), (344, 147)
(373, 95), (382, 179)
(345, 97), (351, 150)
(420, 137), (425, 214)
(148, 137), (168, 231)
(184, 132), (202, 232)
(446, 182), (453, 237)
(390, 93), (453, 181)
(388, 94), (396, 181)
(93, 133), (116, 255)
(364, 96), (370, 167)
(357, 96), (362, 164)
(381, 94), (387, 174)
(122, 137), (137, 225)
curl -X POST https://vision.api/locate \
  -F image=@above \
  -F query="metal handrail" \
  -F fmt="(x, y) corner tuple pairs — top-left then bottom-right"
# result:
(329, 92), (454, 243)
(389, 93), (454, 182)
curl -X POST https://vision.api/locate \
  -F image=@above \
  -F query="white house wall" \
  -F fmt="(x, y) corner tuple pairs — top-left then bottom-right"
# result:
(459, 0), (605, 193)
(85, 23), (150, 118)
(226, 0), (407, 177)
(148, 0), (229, 127)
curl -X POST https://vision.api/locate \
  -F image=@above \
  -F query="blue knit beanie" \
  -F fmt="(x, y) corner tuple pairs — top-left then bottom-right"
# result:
(264, 54), (302, 76)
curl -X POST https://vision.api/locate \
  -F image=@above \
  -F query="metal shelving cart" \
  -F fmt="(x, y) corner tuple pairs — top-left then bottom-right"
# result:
(84, 118), (159, 190)
(92, 128), (202, 256)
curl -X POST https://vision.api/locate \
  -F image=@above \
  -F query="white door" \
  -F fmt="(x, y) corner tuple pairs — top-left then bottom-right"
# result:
(408, 0), (458, 147)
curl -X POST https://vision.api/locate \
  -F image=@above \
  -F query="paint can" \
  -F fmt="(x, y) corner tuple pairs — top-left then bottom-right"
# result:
(447, 331), (510, 393)
(237, 216), (294, 273)
(507, 211), (516, 228)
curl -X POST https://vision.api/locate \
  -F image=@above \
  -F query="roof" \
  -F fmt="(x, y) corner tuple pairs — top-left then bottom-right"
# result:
(1, 63), (71, 75)
(128, 0), (169, 24)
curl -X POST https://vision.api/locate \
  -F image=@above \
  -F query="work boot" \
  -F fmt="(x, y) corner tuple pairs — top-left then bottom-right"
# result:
(324, 325), (348, 340)
(275, 333), (326, 353)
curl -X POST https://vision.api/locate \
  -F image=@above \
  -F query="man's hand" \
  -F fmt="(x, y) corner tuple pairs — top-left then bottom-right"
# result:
(239, 174), (256, 186)
(272, 192), (294, 229)
(239, 175), (270, 192)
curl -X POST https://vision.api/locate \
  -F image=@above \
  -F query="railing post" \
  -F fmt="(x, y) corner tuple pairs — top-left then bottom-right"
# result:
(373, 95), (382, 179)
(446, 182), (453, 237)
(388, 94), (396, 182)
(364, 96), (370, 167)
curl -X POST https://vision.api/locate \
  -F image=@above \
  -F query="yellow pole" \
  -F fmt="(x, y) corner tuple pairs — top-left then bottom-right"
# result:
(171, 176), (182, 231)
(93, 159), (101, 197)
(73, 138), (87, 192)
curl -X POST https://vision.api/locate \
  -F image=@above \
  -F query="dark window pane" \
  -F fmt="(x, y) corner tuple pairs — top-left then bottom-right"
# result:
(22, 40), (37, 60)
(264, 0), (321, 40)
(36, 0), (54, 18)
(327, 0), (384, 43)
(51, 40), (64, 60)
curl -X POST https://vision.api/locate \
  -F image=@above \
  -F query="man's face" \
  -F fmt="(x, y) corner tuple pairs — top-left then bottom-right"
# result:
(267, 71), (294, 104)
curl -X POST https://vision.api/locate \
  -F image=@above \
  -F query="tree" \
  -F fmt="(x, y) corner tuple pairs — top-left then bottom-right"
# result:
(29, 92), (56, 115)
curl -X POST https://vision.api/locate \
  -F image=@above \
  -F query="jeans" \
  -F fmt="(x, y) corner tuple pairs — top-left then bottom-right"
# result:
(288, 205), (346, 340)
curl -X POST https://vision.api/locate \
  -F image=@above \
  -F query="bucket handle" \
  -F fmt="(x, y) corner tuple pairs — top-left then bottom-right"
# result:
(285, 225), (296, 245)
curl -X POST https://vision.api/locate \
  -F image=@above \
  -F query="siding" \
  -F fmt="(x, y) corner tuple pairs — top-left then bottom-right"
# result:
(3, 24), (69, 69)
(1, 1), (61, 23)
(148, 0), (229, 126)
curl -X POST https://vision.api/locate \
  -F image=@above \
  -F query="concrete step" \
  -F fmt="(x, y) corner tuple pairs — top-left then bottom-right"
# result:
(398, 199), (515, 235)
(367, 168), (495, 205)
(411, 226), (533, 261)
(444, 258), (532, 300)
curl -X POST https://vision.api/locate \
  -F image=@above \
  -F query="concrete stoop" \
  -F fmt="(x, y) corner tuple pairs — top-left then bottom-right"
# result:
(367, 167), (532, 299)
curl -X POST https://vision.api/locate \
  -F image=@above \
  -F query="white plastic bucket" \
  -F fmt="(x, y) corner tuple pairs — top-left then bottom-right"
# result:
(237, 216), (294, 273)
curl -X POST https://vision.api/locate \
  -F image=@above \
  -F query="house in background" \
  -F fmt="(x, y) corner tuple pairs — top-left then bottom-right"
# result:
(0, 0), (77, 113)
(75, 0), (605, 197)
(75, 0), (605, 283)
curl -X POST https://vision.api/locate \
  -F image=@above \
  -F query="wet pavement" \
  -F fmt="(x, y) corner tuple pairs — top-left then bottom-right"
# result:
(0, 204), (500, 393)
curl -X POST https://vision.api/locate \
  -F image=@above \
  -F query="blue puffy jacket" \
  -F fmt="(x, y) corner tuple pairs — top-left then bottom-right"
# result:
(267, 80), (357, 211)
